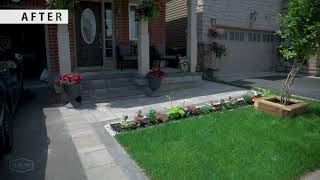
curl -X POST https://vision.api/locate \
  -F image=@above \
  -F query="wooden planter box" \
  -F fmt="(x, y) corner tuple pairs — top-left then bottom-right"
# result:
(253, 96), (308, 117)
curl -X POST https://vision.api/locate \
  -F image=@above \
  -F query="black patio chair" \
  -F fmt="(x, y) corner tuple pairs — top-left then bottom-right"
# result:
(116, 43), (138, 71)
(150, 44), (179, 69)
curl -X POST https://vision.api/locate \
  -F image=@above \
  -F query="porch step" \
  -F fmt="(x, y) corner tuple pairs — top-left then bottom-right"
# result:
(81, 86), (147, 104)
(79, 70), (147, 103)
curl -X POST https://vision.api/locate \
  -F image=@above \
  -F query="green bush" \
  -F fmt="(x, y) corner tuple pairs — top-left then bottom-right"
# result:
(167, 106), (186, 119)
(146, 109), (157, 124)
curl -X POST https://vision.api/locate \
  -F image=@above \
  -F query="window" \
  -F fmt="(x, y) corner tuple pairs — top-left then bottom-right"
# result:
(230, 32), (234, 40)
(105, 3), (113, 57)
(248, 32), (252, 41)
(129, 5), (138, 40)
(240, 32), (244, 41)
(257, 34), (261, 42)
(235, 32), (239, 41)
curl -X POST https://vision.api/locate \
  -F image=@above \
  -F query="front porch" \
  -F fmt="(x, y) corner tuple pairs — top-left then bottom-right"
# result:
(78, 68), (202, 104)
(57, 0), (198, 76)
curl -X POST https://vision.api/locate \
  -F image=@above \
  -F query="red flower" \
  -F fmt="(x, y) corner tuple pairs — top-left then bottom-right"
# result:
(147, 69), (165, 78)
(211, 41), (219, 48)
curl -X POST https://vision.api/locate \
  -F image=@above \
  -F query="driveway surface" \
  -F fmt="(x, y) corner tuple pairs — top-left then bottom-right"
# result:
(0, 88), (87, 180)
(217, 72), (320, 100)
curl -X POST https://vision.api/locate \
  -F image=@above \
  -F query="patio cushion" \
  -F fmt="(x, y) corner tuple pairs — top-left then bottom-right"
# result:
(118, 44), (130, 56)
(159, 55), (177, 60)
(122, 56), (137, 61)
(152, 44), (166, 57)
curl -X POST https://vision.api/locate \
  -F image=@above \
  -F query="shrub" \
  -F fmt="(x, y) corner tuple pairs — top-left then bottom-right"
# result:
(197, 105), (212, 114)
(146, 109), (157, 124)
(243, 94), (253, 105)
(220, 97), (237, 110)
(133, 110), (145, 127)
(167, 106), (186, 119)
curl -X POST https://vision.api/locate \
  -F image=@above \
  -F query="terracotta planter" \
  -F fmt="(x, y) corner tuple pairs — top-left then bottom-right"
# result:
(63, 83), (81, 101)
(253, 96), (308, 117)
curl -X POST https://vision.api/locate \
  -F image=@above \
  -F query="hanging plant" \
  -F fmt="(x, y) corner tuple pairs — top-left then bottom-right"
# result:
(208, 28), (224, 38)
(137, 0), (160, 20)
(209, 41), (227, 59)
(47, 0), (79, 14)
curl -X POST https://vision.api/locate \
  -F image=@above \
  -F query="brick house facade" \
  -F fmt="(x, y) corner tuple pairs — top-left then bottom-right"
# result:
(1, 0), (166, 77)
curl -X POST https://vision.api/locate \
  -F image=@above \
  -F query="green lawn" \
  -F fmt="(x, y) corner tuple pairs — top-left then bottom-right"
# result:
(116, 99), (320, 180)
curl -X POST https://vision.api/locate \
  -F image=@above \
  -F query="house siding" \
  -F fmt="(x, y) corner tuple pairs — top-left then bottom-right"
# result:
(165, 0), (203, 49)
(201, 0), (282, 44)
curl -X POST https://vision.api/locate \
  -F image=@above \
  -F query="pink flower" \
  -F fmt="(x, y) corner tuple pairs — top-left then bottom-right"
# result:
(186, 105), (197, 111)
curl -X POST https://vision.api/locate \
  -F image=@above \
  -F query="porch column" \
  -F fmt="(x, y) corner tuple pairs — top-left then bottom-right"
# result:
(57, 24), (72, 75)
(187, 0), (197, 72)
(138, 19), (150, 75)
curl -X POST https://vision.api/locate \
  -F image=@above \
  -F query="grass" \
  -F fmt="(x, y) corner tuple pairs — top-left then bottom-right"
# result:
(116, 99), (320, 180)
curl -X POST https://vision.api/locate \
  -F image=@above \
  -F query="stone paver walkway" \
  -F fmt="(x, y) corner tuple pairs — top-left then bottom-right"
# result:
(57, 80), (254, 179)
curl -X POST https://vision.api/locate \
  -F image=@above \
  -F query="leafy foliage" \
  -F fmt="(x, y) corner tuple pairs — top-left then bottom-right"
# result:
(48, 0), (79, 10)
(167, 106), (185, 119)
(277, 0), (320, 62)
(146, 109), (157, 124)
(209, 41), (227, 59)
(197, 105), (212, 114)
(220, 97), (237, 110)
(137, 0), (160, 20)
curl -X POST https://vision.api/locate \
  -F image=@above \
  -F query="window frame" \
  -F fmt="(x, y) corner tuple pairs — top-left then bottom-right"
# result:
(128, 3), (138, 41)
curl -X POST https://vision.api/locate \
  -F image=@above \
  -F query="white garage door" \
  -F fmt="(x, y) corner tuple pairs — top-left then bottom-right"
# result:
(215, 31), (277, 75)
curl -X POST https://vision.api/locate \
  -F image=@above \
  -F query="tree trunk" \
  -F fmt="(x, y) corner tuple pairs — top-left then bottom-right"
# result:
(280, 59), (302, 105)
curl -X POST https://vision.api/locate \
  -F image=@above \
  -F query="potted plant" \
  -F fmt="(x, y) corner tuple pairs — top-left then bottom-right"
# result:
(137, 0), (160, 20)
(146, 68), (165, 91)
(57, 72), (82, 102)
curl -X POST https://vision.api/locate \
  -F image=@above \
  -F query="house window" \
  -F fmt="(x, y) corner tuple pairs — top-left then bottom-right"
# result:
(240, 32), (244, 41)
(248, 32), (252, 41)
(230, 32), (234, 40)
(105, 3), (113, 57)
(129, 5), (138, 41)
(235, 32), (240, 41)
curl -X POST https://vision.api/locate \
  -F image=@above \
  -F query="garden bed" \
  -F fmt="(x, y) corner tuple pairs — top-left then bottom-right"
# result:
(110, 94), (255, 134)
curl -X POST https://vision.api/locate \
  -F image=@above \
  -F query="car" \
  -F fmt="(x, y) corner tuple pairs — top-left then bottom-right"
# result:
(0, 46), (23, 158)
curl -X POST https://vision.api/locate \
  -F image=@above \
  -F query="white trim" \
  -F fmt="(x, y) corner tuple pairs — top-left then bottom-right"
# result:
(128, 3), (138, 41)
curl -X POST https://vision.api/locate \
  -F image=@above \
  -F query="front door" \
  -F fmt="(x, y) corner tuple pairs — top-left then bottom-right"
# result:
(76, 2), (103, 67)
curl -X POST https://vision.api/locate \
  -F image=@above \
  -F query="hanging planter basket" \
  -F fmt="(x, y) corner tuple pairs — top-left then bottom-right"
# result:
(137, 0), (160, 20)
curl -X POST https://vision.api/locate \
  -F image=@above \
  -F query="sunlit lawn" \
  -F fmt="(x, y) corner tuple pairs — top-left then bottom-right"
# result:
(116, 99), (320, 180)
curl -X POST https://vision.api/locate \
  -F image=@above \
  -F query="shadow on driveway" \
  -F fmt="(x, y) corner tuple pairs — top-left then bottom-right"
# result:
(0, 88), (87, 180)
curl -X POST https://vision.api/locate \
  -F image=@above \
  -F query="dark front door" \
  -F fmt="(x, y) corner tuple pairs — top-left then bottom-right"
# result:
(76, 2), (103, 67)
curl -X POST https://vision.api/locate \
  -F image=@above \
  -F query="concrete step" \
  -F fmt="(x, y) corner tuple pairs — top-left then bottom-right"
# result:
(81, 86), (146, 104)
(80, 71), (137, 81)
(81, 79), (137, 91)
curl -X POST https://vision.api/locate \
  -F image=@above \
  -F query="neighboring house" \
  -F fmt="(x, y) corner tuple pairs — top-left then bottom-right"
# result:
(0, 0), (166, 79)
(166, 0), (283, 76)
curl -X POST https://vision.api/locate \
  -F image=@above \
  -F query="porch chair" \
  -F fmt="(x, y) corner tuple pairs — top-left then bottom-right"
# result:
(150, 44), (179, 69)
(116, 43), (138, 71)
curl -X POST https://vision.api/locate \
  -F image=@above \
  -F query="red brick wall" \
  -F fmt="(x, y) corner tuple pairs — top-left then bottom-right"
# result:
(149, 0), (166, 44)
(116, 0), (166, 45)
(47, 25), (59, 73)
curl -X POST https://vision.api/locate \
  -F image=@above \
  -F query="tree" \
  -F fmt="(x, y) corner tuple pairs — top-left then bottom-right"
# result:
(277, 0), (320, 105)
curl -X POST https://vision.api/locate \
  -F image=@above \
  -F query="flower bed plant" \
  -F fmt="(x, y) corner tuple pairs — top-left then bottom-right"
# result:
(110, 94), (258, 134)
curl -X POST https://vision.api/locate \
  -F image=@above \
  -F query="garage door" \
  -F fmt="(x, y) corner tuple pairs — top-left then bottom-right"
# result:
(215, 30), (276, 75)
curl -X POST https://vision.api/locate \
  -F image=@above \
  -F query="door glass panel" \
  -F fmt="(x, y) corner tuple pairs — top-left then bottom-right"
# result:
(105, 3), (113, 57)
(81, 8), (96, 44)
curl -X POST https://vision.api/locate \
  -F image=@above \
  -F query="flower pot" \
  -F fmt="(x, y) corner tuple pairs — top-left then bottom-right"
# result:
(63, 83), (81, 101)
(148, 77), (162, 91)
